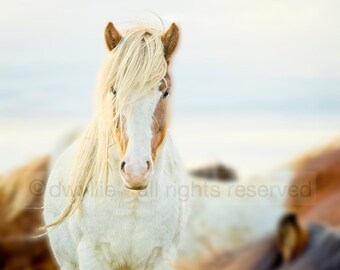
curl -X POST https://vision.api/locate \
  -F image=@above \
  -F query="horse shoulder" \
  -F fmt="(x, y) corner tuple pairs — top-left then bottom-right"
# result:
(44, 140), (80, 216)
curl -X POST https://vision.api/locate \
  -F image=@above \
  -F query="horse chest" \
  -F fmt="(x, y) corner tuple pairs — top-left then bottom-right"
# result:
(78, 188), (180, 260)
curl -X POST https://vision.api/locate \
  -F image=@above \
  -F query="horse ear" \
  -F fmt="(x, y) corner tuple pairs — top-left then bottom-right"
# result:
(276, 213), (309, 263)
(105, 22), (122, 51)
(162, 23), (179, 61)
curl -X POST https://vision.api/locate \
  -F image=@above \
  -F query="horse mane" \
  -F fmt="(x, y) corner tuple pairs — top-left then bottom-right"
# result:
(46, 24), (168, 230)
(0, 156), (49, 221)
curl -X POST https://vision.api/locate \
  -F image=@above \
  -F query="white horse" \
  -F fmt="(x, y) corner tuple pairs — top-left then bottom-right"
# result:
(178, 169), (294, 259)
(44, 22), (189, 270)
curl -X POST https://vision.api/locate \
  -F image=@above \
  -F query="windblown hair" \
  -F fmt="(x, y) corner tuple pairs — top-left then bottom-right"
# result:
(46, 25), (168, 229)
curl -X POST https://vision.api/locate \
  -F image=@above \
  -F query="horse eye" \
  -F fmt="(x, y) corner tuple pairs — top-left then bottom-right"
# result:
(162, 90), (169, 99)
(111, 86), (117, 95)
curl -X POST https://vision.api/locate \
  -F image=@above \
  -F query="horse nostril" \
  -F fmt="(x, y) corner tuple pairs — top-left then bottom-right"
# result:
(120, 161), (126, 171)
(146, 161), (151, 171)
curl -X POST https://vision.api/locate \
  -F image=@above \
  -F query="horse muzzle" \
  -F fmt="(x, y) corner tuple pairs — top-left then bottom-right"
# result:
(120, 159), (153, 191)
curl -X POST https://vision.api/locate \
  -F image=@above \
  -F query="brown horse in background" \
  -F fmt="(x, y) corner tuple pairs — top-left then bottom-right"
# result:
(0, 156), (57, 270)
(287, 144), (340, 227)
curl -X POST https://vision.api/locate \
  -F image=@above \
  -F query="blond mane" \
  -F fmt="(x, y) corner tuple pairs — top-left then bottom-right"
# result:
(46, 24), (168, 229)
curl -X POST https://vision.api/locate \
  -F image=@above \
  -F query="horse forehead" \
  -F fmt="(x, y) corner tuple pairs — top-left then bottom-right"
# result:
(139, 91), (161, 110)
(119, 89), (159, 111)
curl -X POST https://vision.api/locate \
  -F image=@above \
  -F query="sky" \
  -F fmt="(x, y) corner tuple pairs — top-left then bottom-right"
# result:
(0, 0), (340, 119)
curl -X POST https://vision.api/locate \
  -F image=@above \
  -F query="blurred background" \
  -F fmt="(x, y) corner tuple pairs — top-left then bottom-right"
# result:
(1, 1), (340, 269)
(1, 0), (340, 177)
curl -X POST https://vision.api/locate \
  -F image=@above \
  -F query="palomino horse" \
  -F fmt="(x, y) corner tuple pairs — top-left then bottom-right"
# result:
(176, 213), (340, 270)
(0, 157), (57, 270)
(43, 22), (189, 269)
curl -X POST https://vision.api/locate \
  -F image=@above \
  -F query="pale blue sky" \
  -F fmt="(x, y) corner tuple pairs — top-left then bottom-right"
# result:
(0, 0), (340, 119)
